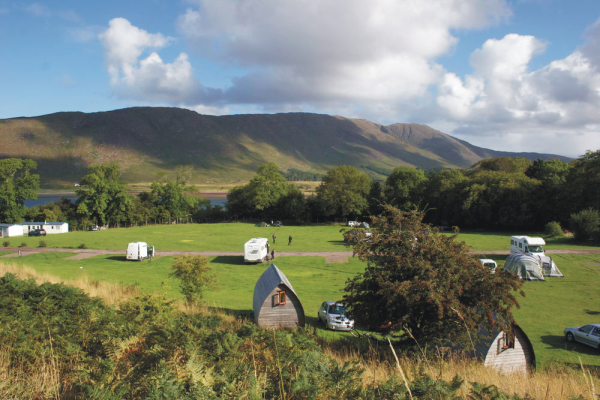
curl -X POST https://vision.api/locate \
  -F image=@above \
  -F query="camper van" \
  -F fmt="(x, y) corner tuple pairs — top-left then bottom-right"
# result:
(478, 259), (498, 273)
(126, 242), (155, 261)
(244, 238), (269, 263)
(510, 236), (545, 256)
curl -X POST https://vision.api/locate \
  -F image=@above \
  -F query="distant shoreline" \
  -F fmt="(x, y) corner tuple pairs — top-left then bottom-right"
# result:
(37, 191), (229, 198)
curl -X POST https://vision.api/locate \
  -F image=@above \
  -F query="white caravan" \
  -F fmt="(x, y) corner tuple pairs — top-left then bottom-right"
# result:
(126, 242), (155, 261)
(244, 238), (269, 263)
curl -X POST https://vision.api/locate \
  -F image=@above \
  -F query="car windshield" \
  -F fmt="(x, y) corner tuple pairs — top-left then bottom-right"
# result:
(529, 246), (543, 253)
(329, 305), (348, 315)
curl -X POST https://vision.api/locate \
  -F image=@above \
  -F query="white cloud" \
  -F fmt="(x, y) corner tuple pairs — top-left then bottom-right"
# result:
(174, 0), (510, 118)
(25, 2), (51, 17)
(434, 28), (600, 157)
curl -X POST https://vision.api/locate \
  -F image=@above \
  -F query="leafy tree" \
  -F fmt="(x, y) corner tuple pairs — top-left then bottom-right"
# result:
(316, 165), (371, 218)
(169, 255), (218, 305)
(343, 206), (523, 345)
(75, 163), (133, 228)
(384, 167), (427, 210)
(569, 208), (600, 242)
(544, 221), (564, 238)
(227, 163), (302, 219)
(423, 169), (466, 226)
(460, 171), (540, 229)
(564, 150), (600, 218)
(0, 158), (40, 223)
(151, 166), (204, 224)
(525, 158), (571, 223)
(469, 157), (532, 174)
(367, 181), (386, 216)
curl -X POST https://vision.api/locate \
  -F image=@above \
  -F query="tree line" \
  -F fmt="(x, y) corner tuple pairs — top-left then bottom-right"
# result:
(227, 151), (600, 240)
(1, 151), (599, 238)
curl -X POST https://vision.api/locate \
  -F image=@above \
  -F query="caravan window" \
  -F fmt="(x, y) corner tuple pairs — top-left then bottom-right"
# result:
(529, 245), (543, 253)
(518, 243), (522, 249)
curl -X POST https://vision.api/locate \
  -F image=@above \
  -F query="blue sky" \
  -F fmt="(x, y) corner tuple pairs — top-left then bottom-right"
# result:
(1, 0), (600, 157)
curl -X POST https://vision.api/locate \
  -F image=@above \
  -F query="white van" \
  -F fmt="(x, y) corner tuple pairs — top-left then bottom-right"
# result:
(126, 242), (155, 261)
(244, 238), (269, 263)
(510, 236), (545, 256)
(478, 259), (497, 273)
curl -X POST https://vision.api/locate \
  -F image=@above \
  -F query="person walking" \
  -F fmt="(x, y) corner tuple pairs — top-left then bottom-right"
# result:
(288, 235), (292, 246)
(271, 249), (275, 260)
(272, 232), (276, 244)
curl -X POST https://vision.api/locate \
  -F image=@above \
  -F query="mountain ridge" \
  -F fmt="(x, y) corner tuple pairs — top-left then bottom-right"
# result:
(0, 107), (570, 187)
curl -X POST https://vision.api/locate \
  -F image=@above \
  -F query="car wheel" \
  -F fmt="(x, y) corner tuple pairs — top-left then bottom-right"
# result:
(566, 332), (575, 343)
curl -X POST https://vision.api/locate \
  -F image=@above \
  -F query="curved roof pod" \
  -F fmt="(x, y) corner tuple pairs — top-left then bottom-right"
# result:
(253, 264), (305, 329)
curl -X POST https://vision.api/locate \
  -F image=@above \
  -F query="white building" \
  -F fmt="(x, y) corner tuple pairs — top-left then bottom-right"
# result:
(20, 222), (69, 235)
(0, 224), (24, 238)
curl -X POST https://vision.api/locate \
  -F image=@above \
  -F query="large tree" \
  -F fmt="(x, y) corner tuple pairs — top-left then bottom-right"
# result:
(343, 206), (523, 345)
(316, 165), (371, 218)
(75, 163), (133, 228)
(150, 166), (206, 224)
(384, 167), (428, 210)
(0, 158), (40, 223)
(226, 163), (301, 219)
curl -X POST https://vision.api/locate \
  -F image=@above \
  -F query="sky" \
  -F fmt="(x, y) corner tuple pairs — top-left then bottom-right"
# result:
(1, 0), (600, 158)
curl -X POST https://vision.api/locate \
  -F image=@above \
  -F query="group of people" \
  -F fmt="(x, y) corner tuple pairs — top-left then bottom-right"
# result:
(266, 232), (293, 261)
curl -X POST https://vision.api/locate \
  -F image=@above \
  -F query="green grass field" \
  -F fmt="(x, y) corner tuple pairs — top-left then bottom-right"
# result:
(6, 223), (598, 253)
(2, 224), (600, 369)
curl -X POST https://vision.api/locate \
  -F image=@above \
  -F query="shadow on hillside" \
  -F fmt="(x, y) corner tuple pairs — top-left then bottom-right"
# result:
(327, 240), (346, 246)
(540, 335), (600, 356)
(211, 256), (246, 265)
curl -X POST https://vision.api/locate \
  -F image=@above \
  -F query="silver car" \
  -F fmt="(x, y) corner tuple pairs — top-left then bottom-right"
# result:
(318, 301), (354, 331)
(564, 324), (600, 349)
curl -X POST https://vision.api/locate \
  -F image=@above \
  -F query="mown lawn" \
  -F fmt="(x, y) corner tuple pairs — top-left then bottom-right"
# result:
(5, 223), (349, 252)
(5, 223), (597, 254)
(2, 226), (599, 369)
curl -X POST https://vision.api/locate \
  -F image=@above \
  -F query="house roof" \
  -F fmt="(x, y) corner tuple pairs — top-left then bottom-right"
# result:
(20, 222), (68, 226)
(253, 264), (300, 320)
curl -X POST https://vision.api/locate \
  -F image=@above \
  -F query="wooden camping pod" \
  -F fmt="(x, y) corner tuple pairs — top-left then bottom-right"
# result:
(473, 323), (536, 375)
(253, 264), (305, 329)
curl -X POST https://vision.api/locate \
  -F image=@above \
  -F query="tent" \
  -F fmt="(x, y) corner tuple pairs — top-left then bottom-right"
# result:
(503, 254), (545, 281)
(533, 254), (563, 277)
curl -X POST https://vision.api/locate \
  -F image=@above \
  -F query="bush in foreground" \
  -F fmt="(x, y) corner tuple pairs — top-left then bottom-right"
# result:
(544, 221), (564, 238)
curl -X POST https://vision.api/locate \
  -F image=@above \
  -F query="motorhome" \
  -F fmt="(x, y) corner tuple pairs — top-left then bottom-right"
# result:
(244, 238), (269, 263)
(510, 236), (545, 256)
(509, 236), (563, 277)
(126, 242), (155, 261)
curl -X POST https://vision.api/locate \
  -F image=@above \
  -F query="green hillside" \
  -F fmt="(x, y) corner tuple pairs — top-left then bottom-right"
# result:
(0, 107), (570, 188)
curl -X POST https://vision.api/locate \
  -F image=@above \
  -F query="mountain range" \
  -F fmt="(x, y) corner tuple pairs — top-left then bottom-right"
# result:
(0, 107), (570, 188)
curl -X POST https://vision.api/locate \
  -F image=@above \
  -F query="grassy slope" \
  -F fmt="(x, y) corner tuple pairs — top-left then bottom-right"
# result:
(2, 225), (600, 369)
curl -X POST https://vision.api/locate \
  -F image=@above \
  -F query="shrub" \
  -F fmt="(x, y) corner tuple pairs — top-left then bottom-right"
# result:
(544, 221), (564, 238)
(78, 243), (87, 249)
(2, 240), (9, 247)
(569, 208), (600, 241)
(38, 240), (47, 248)
(19, 242), (27, 248)
(170, 255), (219, 305)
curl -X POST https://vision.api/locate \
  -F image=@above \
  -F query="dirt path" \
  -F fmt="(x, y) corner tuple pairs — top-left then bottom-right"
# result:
(2, 248), (599, 263)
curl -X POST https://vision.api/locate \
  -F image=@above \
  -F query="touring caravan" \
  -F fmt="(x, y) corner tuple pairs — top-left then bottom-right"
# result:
(126, 242), (155, 261)
(244, 238), (269, 263)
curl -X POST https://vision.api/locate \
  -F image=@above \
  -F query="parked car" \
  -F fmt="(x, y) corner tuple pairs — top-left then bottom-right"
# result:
(318, 301), (354, 331)
(360, 222), (370, 228)
(564, 324), (600, 349)
(343, 229), (372, 243)
(347, 221), (358, 227)
(28, 229), (46, 237)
